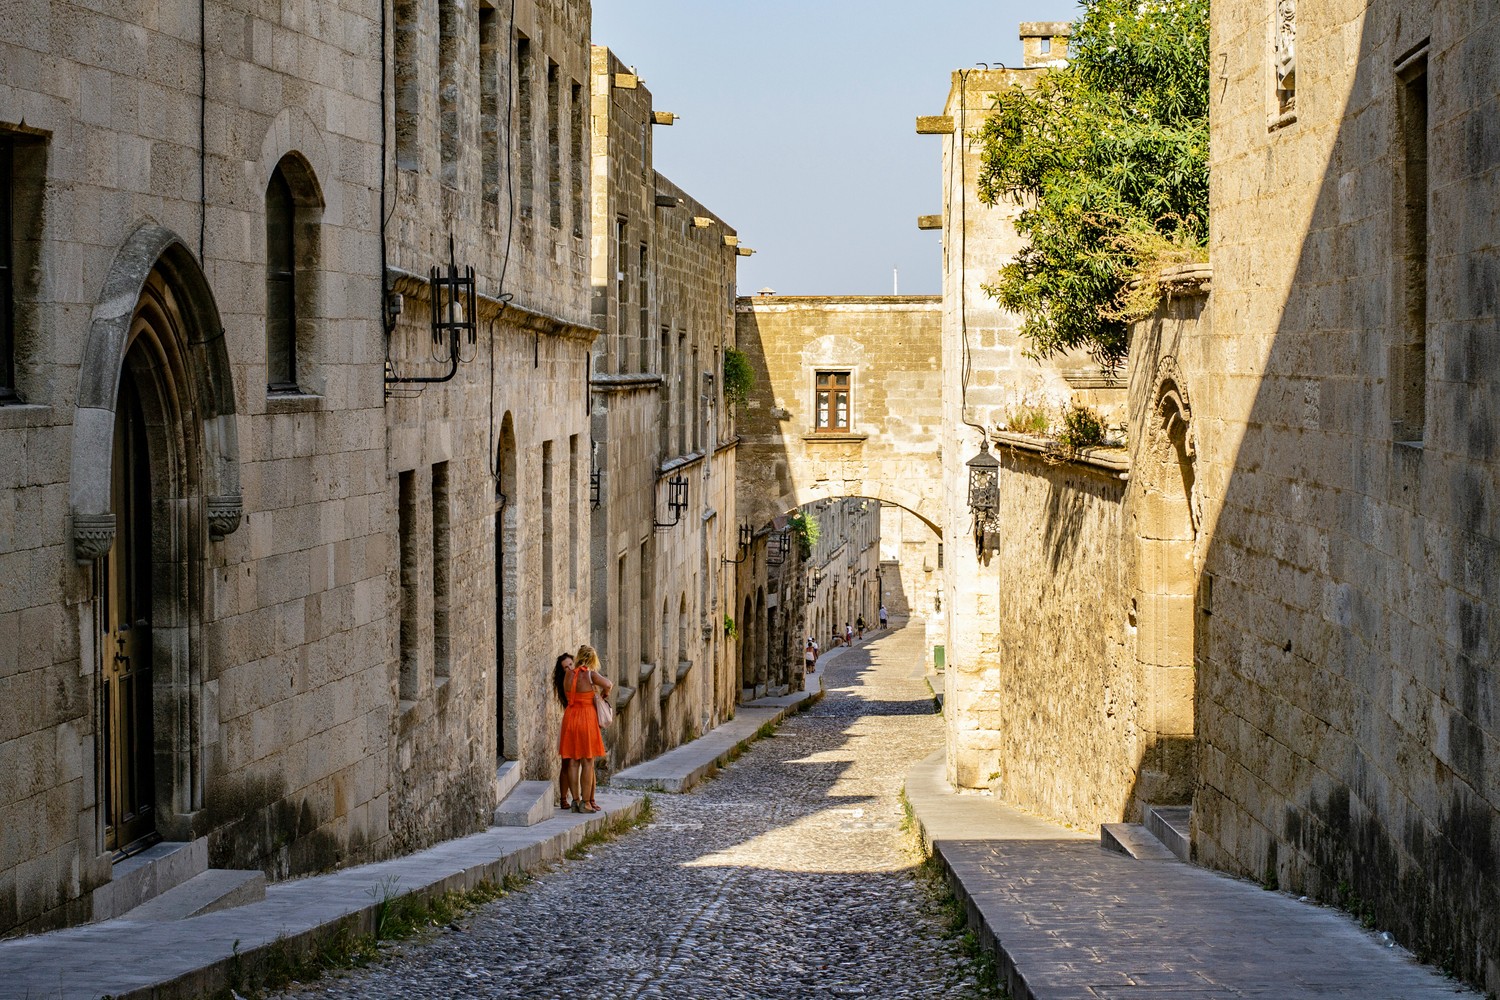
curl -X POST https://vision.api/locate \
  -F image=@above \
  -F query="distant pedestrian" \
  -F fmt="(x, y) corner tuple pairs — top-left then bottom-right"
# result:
(845, 622), (854, 646)
(856, 614), (866, 640)
(879, 605), (888, 630)
(804, 638), (817, 682)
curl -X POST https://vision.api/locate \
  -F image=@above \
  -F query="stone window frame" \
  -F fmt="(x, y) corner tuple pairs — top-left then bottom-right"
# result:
(1391, 43), (1431, 448)
(0, 128), (45, 406)
(0, 132), (16, 403)
(264, 153), (324, 397)
(813, 369), (853, 432)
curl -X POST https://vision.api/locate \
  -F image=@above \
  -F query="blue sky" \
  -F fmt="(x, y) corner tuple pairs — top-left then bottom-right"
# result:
(592, 1), (1080, 296)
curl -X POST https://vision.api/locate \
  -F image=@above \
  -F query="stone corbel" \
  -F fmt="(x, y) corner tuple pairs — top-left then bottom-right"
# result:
(73, 512), (117, 564)
(207, 495), (243, 540)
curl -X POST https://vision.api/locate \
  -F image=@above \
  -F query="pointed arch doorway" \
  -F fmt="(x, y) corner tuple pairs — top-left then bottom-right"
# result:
(71, 226), (242, 856)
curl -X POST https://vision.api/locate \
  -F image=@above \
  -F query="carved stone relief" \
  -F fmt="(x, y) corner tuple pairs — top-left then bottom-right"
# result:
(1275, 0), (1297, 108)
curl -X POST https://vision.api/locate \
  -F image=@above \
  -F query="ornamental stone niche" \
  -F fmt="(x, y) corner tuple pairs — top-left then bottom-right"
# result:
(1275, 0), (1297, 113)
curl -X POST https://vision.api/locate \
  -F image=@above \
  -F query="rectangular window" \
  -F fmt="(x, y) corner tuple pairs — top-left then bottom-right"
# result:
(638, 244), (649, 372)
(547, 60), (561, 229)
(1394, 56), (1429, 444)
(639, 540), (651, 665)
(616, 554), (627, 674)
(541, 440), (554, 608)
(431, 462), (451, 680)
(677, 332), (688, 455)
(615, 219), (629, 367)
(398, 470), (419, 702)
(659, 326), (672, 456)
(692, 347), (701, 453)
(570, 81), (585, 238)
(568, 435), (579, 589)
(479, 7), (501, 209)
(438, 0), (460, 187)
(0, 135), (15, 402)
(814, 371), (851, 431)
(394, 0), (420, 170)
(516, 34), (533, 218)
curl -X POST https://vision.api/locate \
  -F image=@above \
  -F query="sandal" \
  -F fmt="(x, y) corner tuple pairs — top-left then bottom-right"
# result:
(583, 801), (602, 814)
(571, 801), (584, 813)
(559, 797), (571, 811)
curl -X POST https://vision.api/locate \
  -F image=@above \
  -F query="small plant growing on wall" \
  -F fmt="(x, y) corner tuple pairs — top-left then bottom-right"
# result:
(1052, 404), (1107, 459)
(788, 511), (820, 559)
(723, 348), (755, 409)
(724, 615), (738, 639)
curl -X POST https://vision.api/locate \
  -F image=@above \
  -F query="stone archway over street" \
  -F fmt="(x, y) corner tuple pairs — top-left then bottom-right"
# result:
(734, 295), (943, 534)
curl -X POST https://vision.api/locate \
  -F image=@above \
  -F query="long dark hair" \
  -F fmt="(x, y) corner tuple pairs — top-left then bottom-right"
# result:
(552, 653), (574, 706)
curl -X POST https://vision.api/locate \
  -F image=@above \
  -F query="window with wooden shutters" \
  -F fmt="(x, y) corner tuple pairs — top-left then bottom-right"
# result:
(814, 371), (851, 431)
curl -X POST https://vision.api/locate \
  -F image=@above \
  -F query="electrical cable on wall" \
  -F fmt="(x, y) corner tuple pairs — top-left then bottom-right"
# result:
(489, 0), (520, 485)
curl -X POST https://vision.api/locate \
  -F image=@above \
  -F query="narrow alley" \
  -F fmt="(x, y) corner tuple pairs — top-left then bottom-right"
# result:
(280, 625), (978, 1000)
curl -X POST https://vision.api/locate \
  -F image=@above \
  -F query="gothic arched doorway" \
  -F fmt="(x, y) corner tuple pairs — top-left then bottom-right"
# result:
(71, 226), (241, 855)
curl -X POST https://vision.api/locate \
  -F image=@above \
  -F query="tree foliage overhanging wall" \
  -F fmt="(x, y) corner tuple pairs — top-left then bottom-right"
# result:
(976, 0), (1210, 369)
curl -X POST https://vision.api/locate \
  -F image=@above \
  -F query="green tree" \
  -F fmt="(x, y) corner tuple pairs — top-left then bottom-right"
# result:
(976, 0), (1209, 369)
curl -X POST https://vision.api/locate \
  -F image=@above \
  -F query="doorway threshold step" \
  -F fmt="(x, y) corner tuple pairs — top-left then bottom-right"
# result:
(122, 869), (267, 921)
(493, 780), (555, 827)
(92, 838), (209, 922)
(1101, 822), (1178, 861)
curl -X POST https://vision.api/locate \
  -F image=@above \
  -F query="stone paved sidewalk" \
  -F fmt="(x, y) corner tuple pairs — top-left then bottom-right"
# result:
(0, 655), (851, 1000)
(276, 623), (982, 999)
(905, 752), (1479, 1000)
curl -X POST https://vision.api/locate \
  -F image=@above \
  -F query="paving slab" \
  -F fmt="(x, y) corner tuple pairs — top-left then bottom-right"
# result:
(609, 658), (827, 793)
(904, 751), (1477, 1000)
(0, 791), (644, 1000)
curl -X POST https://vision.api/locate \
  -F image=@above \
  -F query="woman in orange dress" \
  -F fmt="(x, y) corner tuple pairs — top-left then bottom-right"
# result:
(558, 644), (612, 813)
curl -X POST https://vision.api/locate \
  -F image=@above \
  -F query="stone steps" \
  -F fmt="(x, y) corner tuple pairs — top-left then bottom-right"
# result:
(1101, 822), (1178, 861)
(91, 839), (209, 922)
(122, 870), (267, 921)
(1145, 804), (1191, 863)
(492, 780), (555, 827)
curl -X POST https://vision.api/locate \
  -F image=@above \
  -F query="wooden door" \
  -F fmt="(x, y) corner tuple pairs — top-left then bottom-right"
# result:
(101, 371), (156, 854)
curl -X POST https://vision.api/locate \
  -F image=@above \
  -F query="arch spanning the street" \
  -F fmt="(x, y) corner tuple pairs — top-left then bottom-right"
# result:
(734, 295), (944, 538)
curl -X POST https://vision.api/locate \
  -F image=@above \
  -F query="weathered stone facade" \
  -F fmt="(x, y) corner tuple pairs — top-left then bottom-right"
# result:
(0, 0), (596, 935)
(1199, 2), (1500, 990)
(734, 294), (944, 532)
(586, 47), (749, 771)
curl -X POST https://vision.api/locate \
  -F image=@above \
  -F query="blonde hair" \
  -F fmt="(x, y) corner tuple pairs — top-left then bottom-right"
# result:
(575, 644), (599, 672)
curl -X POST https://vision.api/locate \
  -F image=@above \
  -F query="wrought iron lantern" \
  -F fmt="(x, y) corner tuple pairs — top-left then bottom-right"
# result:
(966, 441), (1002, 555)
(654, 474), (689, 529)
(430, 234), (477, 356)
(738, 523), (754, 549)
(767, 531), (790, 567)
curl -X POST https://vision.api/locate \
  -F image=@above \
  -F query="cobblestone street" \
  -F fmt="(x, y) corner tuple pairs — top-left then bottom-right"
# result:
(280, 625), (980, 999)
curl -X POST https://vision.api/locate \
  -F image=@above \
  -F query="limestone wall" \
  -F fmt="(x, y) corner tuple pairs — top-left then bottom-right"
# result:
(0, 0), (597, 935)
(734, 295), (944, 532)
(586, 48), (749, 773)
(1202, 2), (1500, 990)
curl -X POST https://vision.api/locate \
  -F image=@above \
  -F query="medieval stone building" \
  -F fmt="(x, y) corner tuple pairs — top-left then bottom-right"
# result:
(586, 45), (757, 769)
(734, 292), (944, 681)
(936, 11), (1500, 994)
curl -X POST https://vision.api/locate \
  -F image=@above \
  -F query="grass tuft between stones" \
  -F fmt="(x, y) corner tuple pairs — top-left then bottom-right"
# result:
(901, 787), (1013, 1000)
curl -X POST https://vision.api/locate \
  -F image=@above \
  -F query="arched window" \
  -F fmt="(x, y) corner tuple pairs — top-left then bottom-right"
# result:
(265, 168), (297, 391)
(264, 154), (322, 395)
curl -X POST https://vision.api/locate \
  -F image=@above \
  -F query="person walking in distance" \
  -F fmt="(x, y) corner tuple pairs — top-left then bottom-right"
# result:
(559, 644), (612, 813)
(856, 614), (866, 640)
(845, 622), (854, 646)
(879, 604), (888, 631)
(804, 637), (818, 687)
